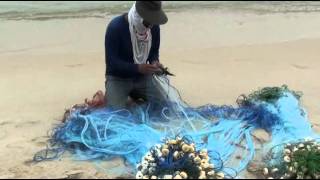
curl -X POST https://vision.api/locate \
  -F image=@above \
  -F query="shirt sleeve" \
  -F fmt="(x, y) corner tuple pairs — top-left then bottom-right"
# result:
(105, 24), (140, 76)
(148, 26), (160, 64)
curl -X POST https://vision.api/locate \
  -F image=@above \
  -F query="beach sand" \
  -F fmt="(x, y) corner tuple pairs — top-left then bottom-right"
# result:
(0, 9), (320, 178)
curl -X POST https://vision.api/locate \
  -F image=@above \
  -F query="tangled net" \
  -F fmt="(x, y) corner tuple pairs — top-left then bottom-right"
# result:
(239, 85), (302, 104)
(262, 138), (320, 179)
(33, 75), (319, 179)
(135, 136), (226, 179)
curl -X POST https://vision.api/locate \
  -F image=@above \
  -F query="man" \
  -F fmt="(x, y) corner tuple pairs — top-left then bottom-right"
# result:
(105, 1), (168, 108)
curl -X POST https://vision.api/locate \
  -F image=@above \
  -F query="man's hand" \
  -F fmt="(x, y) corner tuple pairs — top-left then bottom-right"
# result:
(152, 60), (164, 69)
(138, 64), (161, 75)
(152, 60), (174, 76)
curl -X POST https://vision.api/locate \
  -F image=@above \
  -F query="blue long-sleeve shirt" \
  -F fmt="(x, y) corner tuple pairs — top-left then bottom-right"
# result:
(105, 14), (160, 78)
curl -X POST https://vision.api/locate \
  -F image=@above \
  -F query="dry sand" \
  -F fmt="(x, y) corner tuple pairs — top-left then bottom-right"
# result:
(0, 9), (320, 178)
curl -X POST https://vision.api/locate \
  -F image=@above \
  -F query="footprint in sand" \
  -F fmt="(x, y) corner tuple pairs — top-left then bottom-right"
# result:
(31, 136), (49, 147)
(0, 121), (14, 140)
(65, 64), (83, 68)
(15, 120), (40, 128)
(0, 174), (15, 179)
(291, 64), (309, 70)
(0, 130), (7, 140)
(64, 170), (85, 179)
(6, 143), (24, 149)
(0, 121), (13, 126)
(181, 60), (203, 65)
(23, 160), (35, 166)
(233, 58), (253, 62)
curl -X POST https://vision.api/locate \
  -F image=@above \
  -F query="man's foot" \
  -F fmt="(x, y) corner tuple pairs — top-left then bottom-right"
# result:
(85, 90), (105, 107)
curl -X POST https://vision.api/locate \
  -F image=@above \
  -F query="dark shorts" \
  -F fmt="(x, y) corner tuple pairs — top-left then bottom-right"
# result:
(105, 75), (167, 109)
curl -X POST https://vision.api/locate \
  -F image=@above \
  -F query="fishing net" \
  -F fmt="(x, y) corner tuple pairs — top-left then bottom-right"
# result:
(34, 75), (319, 178)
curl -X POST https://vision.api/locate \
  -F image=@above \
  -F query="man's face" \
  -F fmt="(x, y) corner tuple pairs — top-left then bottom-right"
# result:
(142, 20), (153, 29)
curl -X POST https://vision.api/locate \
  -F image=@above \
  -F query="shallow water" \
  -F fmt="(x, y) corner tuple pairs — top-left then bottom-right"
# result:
(1, 1), (320, 21)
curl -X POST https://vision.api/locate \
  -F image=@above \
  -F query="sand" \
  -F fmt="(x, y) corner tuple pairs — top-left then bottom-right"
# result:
(0, 9), (320, 178)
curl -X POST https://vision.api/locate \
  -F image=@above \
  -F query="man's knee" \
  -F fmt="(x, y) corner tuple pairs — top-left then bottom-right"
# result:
(105, 76), (132, 108)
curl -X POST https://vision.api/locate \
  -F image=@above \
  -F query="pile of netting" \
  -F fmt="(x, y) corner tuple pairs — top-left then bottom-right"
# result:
(135, 136), (226, 179)
(34, 75), (319, 178)
(262, 138), (320, 179)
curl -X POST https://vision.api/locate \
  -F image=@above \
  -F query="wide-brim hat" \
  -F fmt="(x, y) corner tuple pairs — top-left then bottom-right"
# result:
(135, 1), (168, 25)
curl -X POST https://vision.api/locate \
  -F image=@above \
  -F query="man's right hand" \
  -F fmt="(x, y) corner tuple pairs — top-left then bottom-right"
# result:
(138, 64), (161, 75)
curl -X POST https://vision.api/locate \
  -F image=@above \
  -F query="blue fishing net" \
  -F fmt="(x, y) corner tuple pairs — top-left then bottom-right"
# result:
(34, 76), (319, 178)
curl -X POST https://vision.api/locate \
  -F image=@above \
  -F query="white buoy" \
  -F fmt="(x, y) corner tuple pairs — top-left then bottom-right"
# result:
(298, 143), (305, 148)
(173, 175), (182, 179)
(180, 171), (188, 179)
(163, 175), (173, 179)
(161, 148), (169, 157)
(284, 149), (291, 155)
(216, 172), (225, 179)
(284, 156), (291, 163)
(136, 171), (143, 179)
(271, 168), (279, 174)
(207, 170), (215, 176)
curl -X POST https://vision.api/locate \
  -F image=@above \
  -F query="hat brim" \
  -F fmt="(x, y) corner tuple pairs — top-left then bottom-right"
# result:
(136, 5), (168, 25)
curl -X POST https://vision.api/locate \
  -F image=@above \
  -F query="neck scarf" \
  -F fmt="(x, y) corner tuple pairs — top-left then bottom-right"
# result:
(128, 3), (152, 64)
